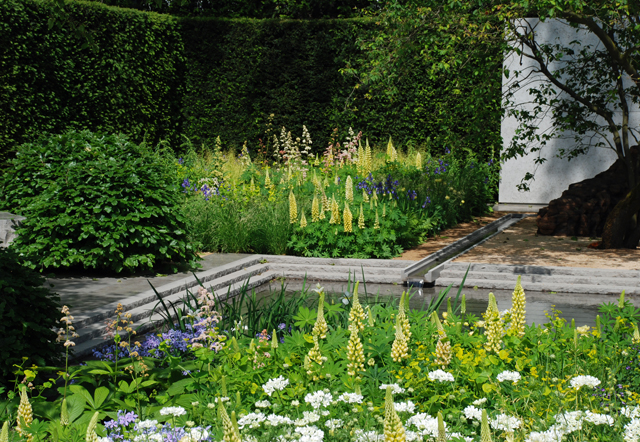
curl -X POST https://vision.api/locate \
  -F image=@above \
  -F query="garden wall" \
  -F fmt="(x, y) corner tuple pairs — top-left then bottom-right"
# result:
(0, 0), (502, 168)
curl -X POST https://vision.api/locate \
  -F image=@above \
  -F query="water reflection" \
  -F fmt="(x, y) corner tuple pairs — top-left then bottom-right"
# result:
(255, 280), (634, 328)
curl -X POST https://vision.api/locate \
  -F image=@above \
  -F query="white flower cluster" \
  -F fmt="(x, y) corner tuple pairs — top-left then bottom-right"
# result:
(263, 376), (290, 396)
(295, 411), (321, 426)
(159, 406), (186, 417)
(490, 413), (521, 432)
(337, 392), (364, 404)
(305, 391), (333, 409)
(525, 410), (614, 442)
(394, 401), (416, 413)
(428, 369), (455, 383)
(266, 414), (294, 427)
(624, 418), (640, 442)
(255, 400), (271, 408)
(136, 420), (158, 430)
(324, 419), (343, 430)
(569, 375), (600, 390)
(496, 370), (521, 384)
(622, 407), (640, 419)
(353, 430), (385, 442)
(463, 405), (483, 421)
(295, 425), (324, 442)
(472, 398), (487, 406)
(406, 413), (440, 438)
(379, 383), (405, 394)
(238, 412), (266, 429)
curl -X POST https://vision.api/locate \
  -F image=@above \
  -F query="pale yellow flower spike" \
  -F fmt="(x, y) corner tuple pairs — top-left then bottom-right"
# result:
(349, 281), (366, 333)
(357, 141), (365, 176)
(391, 314), (409, 362)
(289, 191), (297, 224)
(374, 210), (380, 229)
(416, 152), (422, 170)
(362, 188), (369, 202)
(60, 398), (70, 426)
(397, 292), (411, 341)
(346, 324), (365, 377)
(633, 324), (640, 344)
(311, 195), (320, 222)
(16, 387), (33, 441)
(436, 411), (446, 442)
(264, 169), (271, 187)
(219, 400), (241, 442)
(346, 175), (354, 202)
(386, 137), (394, 160)
(365, 140), (373, 176)
(86, 411), (100, 442)
(0, 421), (8, 442)
(484, 293), (503, 353)
(372, 189), (378, 206)
(331, 196), (341, 224)
(249, 177), (256, 193)
(435, 335), (452, 368)
(383, 386), (406, 442)
(481, 409), (493, 442)
(312, 290), (328, 339)
(358, 203), (365, 229)
(430, 310), (446, 336)
(308, 334), (323, 365)
(510, 275), (526, 337)
(344, 203), (353, 233)
(300, 210), (307, 228)
(271, 329), (279, 350)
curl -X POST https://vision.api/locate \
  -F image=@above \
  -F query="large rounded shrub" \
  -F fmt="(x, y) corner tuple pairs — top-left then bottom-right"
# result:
(1, 130), (198, 273)
(0, 246), (63, 383)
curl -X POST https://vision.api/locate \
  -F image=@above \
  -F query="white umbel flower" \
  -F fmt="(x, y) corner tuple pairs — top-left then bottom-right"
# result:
(428, 369), (455, 383)
(496, 370), (521, 384)
(262, 376), (290, 396)
(569, 375), (601, 390)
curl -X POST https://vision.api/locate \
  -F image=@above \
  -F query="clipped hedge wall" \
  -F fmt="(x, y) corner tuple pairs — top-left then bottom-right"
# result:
(0, 0), (185, 167)
(0, 0), (502, 167)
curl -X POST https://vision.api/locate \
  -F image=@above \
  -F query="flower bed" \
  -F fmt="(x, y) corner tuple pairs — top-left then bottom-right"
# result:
(2, 277), (640, 442)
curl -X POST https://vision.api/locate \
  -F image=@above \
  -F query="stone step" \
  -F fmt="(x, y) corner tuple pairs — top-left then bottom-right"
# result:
(268, 262), (403, 277)
(437, 269), (640, 288)
(442, 262), (640, 279)
(264, 255), (414, 269)
(434, 277), (639, 296)
(277, 269), (403, 284)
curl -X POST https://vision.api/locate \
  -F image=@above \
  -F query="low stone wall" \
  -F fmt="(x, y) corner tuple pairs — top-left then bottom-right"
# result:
(0, 212), (24, 247)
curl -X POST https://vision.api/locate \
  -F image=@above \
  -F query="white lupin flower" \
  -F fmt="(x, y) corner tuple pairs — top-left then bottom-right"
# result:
(294, 411), (321, 426)
(569, 375), (601, 390)
(428, 369), (455, 383)
(136, 420), (158, 429)
(265, 414), (294, 426)
(379, 383), (405, 394)
(255, 400), (271, 408)
(325, 419), (343, 430)
(463, 405), (483, 421)
(262, 376), (290, 396)
(337, 392), (364, 404)
(304, 391), (333, 409)
(159, 406), (186, 416)
(490, 413), (522, 432)
(496, 370), (522, 384)
(472, 398), (487, 406)
(394, 401), (416, 413)
(353, 430), (385, 442)
(406, 413), (441, 438)
(237, 412), (266, 429)
(295, 425), (324, 442)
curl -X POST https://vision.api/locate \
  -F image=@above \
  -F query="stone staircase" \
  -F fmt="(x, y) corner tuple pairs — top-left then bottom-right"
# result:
(435, 262), (640, 295)
(72, 255), (413, 357)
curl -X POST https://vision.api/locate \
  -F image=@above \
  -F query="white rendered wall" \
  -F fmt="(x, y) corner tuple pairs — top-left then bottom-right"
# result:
(499, 18), (637, 205)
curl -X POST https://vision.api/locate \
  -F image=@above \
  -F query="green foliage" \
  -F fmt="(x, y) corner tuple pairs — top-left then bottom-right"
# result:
(1, 130), (199, 273)
(0, 247), (63, 385)
(0, 0), (501, 168)
(0, 0), (184, 168)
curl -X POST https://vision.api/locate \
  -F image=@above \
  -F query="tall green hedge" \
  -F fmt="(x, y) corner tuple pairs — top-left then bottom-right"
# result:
(0, 0), (184, 167)
(0, 0), (502, 167)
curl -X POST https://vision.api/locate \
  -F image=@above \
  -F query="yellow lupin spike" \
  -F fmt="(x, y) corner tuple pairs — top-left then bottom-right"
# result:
(331, 196), (341, 224)
(383, 203), (386, 218)
(16, 387), (33, 441)
(271, 330), (279, 350)
(365, 141), (373, 176)
(349, 281), (366, 332)
(289, 191), (297, 224)
(397, 292), (411, 342)
(358, 203), (365, 229)
(60, 398), (70, 426)
(346, 175), (354, 202)
(510, 275), (526, 337)
(435, 335), (452, 368)
(374, 210), (380, 229)
(416, 152), (422, 170)
(362, 188), (369, 202)
(619, 290), (626, 308)
(386, 137), (394, 159)
(366, 305), (375, 327)
(265, 168), (271, 187)
(344, 203), (353, 233)
(383, 386), (406, 442)
(633, 324), (640, 344)
(311, 195), (320, 222)
(307, 334), (323, 364)
(391, 314), (409, 362)
(346, 324), (365, 377)
(249, 177), (256, 193)
(484, 293), (503, 353)
(300, 210), (307, 228)
(334, 175), (340, 186)
(430, 311), (446, 336)
(312, 290), (328, 338)
(372, 189), (378, 206)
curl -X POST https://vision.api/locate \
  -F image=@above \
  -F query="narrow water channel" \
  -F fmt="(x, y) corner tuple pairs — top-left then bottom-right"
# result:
(255, 280), (634, 327)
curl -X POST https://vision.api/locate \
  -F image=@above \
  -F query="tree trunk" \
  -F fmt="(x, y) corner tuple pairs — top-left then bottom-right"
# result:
(599, 181), (640, 249)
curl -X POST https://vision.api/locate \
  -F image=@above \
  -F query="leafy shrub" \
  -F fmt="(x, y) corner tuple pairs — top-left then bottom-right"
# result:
(1, 130), (199, 273)
(0, 246), (63, 385)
